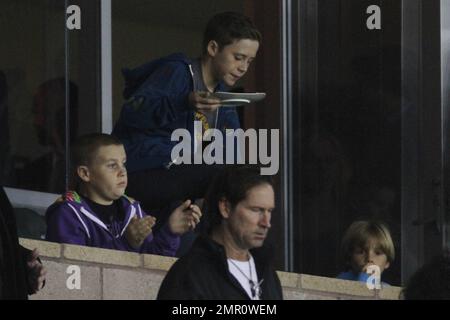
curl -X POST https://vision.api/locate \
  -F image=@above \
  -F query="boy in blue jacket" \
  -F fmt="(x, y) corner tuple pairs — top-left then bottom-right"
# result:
(112, 11), (262, 211)
(45, 133), (201, 256)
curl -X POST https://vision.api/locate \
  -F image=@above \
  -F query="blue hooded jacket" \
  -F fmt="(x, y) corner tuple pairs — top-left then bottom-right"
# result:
(112, 53), (241, 172)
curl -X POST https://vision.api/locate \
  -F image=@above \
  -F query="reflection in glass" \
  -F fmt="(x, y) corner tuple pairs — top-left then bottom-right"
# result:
(0, 1), (66, 193)
(0, 0), (100, 194)
(293, 0), (402, 285)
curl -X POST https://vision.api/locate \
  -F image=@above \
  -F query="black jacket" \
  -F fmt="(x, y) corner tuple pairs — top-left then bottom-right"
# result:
(157, 235), (283, 300)
(0, 186), (32, 300)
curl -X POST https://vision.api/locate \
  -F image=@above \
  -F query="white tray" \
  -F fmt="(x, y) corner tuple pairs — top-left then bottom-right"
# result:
(220, 98), (251, 106)
(213, 92), (266, 103)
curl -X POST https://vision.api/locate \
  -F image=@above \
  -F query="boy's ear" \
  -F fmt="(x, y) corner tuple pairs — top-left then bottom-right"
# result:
(77, 166), (90, 183)
(218, 198), (231, 219)
(207, 40), (220, 57)
(384, 261), (390, 270)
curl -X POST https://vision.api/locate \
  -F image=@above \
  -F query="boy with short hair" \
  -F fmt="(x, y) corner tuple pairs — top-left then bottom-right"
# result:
(45, 133), (201, 256)
(337, 220), (395, 285)
(112, 11), (262, 211)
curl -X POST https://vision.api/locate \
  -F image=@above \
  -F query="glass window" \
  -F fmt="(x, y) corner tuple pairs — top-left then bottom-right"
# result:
(296, 1), (402, 285)
(290, 0), (445, 285)
(0, 0), (101, 195)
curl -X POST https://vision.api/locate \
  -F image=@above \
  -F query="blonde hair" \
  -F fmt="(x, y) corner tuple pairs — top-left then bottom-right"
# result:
(341, 220), (395, 265)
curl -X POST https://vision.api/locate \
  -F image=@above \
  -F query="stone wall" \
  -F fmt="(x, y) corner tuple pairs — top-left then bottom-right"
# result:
(19, 238), (402, 300)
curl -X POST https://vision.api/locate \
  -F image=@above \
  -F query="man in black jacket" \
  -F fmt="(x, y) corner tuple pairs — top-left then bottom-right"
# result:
(0, 186), (46, 299)
(157, 166), (282, 300)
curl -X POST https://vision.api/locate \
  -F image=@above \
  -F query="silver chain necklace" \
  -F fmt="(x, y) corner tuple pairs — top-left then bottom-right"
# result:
(228, 255), (264, 299)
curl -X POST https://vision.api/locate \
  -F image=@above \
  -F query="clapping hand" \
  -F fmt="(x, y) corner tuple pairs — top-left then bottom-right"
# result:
(125, 215), (156, 249)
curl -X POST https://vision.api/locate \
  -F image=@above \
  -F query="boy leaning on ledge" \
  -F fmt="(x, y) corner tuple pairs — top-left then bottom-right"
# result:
(45, 133), (202, 256)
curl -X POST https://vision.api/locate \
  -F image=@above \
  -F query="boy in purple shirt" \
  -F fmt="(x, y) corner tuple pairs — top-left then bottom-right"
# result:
(46, 133), (201, 256)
